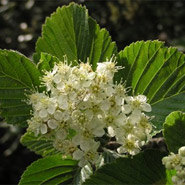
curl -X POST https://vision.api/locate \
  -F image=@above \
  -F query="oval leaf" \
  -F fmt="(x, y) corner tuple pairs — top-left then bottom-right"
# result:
(163, 111), (185, 153)
(0, 50), (41, 126)
(21, 132), (61, 157)
(115, 40), (185, 103)
(83, 149), (166, 185)
(115, 40), (185, 131)
(19, 155), (78, 185)
(35, 3), (117, 68)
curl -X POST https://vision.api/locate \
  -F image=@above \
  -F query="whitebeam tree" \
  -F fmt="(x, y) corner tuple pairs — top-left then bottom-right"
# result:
(0, 3), (185, 185)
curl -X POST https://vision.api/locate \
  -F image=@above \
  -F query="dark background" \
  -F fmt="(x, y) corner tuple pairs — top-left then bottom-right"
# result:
(0, 0), (185, 184)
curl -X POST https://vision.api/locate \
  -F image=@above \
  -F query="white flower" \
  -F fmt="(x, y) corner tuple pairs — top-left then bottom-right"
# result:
(72, 109), (93, 125)
(54, 110), (64, 121)
(57, 95), (69, 110)
(117, 134), (140, 155)
(27, 117), (43, 136)
(47, 99), (57, 114)
(137, 114), (152, 135)
(96, 61), (116, 81)
(56, 129), (67, 141)
(80, 139), (94, 151)
(104, 112), (126, 127)
(77, 140), (100, 167)
(47, 119), (58, 129)
(39, 109), (48, 118)
(40, 124), (47, 134)
(162, 147), (185, 184)
(179, 146), (185, 157)
(100, 99), (111, 111)
(86, 119), (105, 137)
(53, 73), (62, 84)
(73, 149), (84, 160)
(27, 59), (153, 167)
(107, 126), (115, 137)
(124, 95), (151, 114)
(53, 139), (78, 155)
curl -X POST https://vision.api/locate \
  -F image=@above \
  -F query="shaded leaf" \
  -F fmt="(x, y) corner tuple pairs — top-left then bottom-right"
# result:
(83, 149), (166, 185)
(19, 155), (78, 185)
(0, 50), (41, 126)
(163, 111), (185, 153)
(148, 93), (185, 131)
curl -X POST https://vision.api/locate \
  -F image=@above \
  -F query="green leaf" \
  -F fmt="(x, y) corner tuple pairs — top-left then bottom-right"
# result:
(21, 132), (61, 157)
(19, 155), (78, 185)
(163, 111), (185, 153)
(0, 50), (41, 126)
(83, 149), (166, 185)
(148, 93), (185, 131)
(115, 40), (185, 130)
(166, 170), (176, 185)
(73, 164), (93, 185)
(35, 3), (117, 68)
(37, 53), (60, 74)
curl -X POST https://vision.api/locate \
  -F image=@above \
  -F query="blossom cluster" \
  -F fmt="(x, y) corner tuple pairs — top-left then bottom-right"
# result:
(27, 58), (152, 167)
(162, 146), (185, 185)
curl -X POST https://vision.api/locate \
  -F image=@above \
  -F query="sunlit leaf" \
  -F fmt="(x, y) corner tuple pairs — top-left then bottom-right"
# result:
(35, 3), (117, 69)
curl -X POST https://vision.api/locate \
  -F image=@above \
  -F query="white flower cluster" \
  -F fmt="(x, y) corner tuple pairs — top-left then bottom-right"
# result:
(27, 59), (152, 167)
(162, 146), (185, 185)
